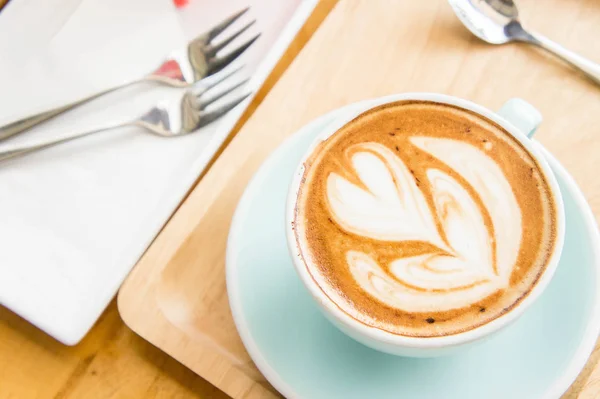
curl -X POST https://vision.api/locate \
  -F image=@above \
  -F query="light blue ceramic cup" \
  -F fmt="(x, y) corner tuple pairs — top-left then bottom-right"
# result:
(285, 93), (566, 357)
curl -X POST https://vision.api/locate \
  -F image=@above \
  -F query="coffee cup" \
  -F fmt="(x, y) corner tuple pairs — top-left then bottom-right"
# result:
(286, 93), (565, 357)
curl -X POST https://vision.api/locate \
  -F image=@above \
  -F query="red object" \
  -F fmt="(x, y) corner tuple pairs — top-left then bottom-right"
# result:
(173, 0), (189, 8)
(152, 59), (184, 80)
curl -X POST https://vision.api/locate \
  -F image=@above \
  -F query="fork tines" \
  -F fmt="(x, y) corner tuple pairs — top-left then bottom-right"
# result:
(199, 78), (249, 109)
(207, 33), (260, 76)
(198, 92), (251, 128)
(206, 7), (250, 41)
(194, 65), (251, 129)
(205, 20), (256, 57)
(192, 7), (261, 77)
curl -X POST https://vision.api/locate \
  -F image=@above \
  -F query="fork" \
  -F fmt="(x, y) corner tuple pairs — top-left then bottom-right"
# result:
(0, 7), (259, 141)
(0, 67), (250, 162)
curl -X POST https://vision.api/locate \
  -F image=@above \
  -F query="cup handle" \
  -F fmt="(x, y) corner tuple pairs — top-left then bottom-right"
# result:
(497, 98), (543, 139)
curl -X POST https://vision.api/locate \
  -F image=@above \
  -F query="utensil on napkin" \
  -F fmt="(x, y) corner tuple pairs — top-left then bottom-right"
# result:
(0, 68), (249, 161)
(0, 7), (259, 140)
(0, 67), (250, 162)
(0, 0), (265, 345)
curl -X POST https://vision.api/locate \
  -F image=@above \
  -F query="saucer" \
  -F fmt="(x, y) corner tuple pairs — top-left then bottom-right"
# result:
(226, 104), (600, 398)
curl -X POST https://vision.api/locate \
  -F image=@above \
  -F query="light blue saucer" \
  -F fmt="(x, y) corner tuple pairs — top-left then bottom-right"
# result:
(226, 106), (600, 399)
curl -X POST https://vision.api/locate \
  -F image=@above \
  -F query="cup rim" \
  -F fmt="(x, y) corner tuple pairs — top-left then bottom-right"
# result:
(285, 92), (566, 349)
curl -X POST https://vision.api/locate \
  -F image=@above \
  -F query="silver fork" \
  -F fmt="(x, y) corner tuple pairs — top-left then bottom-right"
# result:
(0, 68), (250, 162)
(0, 7), (259, 141)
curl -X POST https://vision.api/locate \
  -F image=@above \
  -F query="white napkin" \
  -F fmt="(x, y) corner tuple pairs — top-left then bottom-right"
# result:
(0, 0), (225, 344)
(0, 0), (307, 345)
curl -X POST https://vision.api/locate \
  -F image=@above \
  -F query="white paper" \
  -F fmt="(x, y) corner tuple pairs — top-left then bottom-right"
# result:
(0, 0), (305, 344)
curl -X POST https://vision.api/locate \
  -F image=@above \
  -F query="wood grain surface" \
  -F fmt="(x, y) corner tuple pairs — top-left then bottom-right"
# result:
(0, 2), (334, 398)
(119, 0), (600, 398)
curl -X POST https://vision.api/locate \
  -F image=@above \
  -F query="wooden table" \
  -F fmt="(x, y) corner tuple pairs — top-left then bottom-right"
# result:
(0, 2), (333, 398)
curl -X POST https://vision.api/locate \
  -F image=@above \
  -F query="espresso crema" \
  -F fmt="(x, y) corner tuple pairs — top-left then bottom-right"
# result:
(293, 101), (557, 337)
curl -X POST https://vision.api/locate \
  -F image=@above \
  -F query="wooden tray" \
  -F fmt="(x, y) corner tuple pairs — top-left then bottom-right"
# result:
(118, 0), (600, 397)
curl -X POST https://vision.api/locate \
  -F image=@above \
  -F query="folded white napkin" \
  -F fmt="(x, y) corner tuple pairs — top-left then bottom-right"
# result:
(0, 0), (307, 345)
(0, 0), (230, 344)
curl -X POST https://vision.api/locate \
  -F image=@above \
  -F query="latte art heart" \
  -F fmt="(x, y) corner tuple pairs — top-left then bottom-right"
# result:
(328, 140), (519, 312)
(294, 101), (557, 337)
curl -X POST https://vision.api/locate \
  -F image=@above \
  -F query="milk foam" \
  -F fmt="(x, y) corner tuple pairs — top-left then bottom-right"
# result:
(325, 139), (522, 312)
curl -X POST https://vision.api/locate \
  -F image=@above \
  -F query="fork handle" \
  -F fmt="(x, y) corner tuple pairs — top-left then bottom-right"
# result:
(0, 122), (131, 163)
(0, 79), (143, 141)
